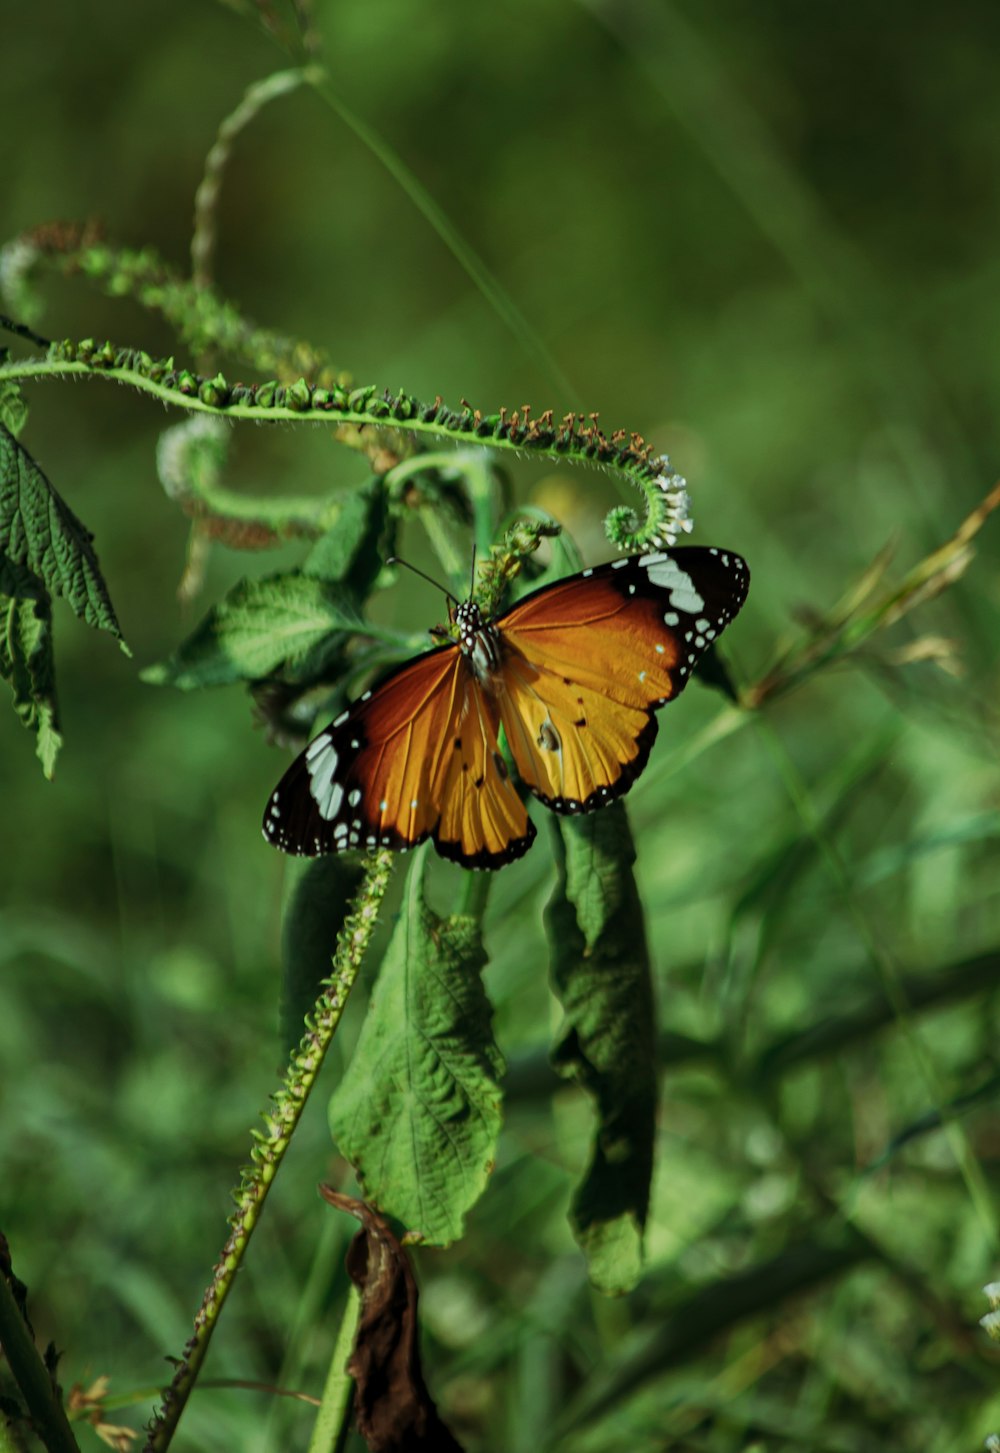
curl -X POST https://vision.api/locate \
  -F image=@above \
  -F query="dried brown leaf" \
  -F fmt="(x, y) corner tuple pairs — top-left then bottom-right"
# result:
(320, 1187), (464, 1453)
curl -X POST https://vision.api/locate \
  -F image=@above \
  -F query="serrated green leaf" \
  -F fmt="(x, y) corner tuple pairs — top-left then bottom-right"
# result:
(0, 553), (62, 777)
(329, 847), (504, 1246)
(544, 804), (657, 1295)
(141, 570), (366, 689)
(303, 478), (394, 597)
(0, 423), (125, 647)
(0, 379), (28, 438)
(280, 856), (365, 1054)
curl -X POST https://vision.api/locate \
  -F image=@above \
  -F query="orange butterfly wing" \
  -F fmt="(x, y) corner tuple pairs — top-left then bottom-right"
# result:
(494, 548), (749, 813)
(263, 643), (536, 868)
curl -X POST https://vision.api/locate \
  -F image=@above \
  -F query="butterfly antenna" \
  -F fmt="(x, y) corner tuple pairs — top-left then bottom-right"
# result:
(469, 544), (477, 601)
(385, 556), (459, 607)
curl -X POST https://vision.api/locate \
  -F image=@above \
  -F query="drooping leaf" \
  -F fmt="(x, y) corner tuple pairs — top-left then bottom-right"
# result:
(280, 856), (366, 1054)
(545, 803), (657, 1295)
(320, 1188), (464, 1453)
(328, 847), (503, 1246)
(0, 554), (62, 778)
(0, 423), (124, 645)
(141, 571), (367, 690)
(0, 378), (28, 438)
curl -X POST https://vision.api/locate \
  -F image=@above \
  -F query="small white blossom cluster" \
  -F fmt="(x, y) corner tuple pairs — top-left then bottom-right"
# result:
(981, 1281), (1000, 1342)
(648, 463), (694, 547)
(155, 414), (229, 501)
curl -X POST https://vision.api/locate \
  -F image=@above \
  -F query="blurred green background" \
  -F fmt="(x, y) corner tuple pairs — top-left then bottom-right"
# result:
(3, 2), (1000, 1450)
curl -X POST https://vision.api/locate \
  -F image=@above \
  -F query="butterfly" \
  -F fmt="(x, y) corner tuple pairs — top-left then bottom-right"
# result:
(262, 546), (749, 869)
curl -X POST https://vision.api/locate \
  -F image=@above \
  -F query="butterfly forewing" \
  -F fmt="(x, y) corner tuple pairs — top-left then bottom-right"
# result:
(494, 547), (749, 814)
(262, 641), (535, 867)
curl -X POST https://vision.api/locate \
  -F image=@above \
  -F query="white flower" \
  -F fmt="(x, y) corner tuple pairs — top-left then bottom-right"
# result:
(649, 470), (694, 546)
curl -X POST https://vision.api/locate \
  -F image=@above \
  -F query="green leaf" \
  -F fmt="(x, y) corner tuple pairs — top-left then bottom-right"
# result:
(544, 803), (657, 1295)
(328, 847), (504, 1246)
(0, 423), (125, 645)
(0, 379), (28, 437)
(0, 554), (62, 777)
(141, 570), (366, 689)
(280, 856), (366, 1055)
(303, 478), (394, 597)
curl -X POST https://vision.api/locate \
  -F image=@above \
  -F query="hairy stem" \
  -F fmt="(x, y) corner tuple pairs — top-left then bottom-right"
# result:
(143, 851), (394, 1452)
(0, 335), (676, 552)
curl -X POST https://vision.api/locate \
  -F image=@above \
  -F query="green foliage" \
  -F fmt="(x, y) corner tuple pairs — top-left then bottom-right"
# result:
(545, 806), (657, 1294)
(140, 570), (368, 689)
(0, 556), (61, 778)
(0, 375), (28, 437)
(0, 425), (123, 644)
(0, 421), (124, 771)
(3, 5), (1000, 1452)
(328, 848), (504, 1246)
(143, 480), (394, 691)
(301, 481), (393, 595)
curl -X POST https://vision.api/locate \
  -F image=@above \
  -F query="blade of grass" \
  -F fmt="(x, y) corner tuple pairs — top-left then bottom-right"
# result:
(753, 715), (998, 1248)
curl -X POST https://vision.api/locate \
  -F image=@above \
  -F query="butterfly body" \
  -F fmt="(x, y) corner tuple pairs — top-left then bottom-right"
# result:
(263, 546), (748, 869)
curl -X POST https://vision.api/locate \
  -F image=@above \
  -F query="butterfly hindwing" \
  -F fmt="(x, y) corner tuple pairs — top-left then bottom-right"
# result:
(262, 641), (535, 868)
(494, 547), (749, 814)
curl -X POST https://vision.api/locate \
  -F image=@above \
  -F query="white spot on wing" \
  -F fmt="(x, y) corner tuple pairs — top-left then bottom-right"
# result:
(642, 556), (705, 613)
(305, 733), (332, 762)
(306, 740), (345, 819)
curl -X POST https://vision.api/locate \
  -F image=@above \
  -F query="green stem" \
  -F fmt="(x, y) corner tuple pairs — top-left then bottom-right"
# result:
(459, 869), (493, 924)
(0, 351), (667, 527)
(143, 852), (394, 1452)
(0, 319), (672, 552)
(304, 1285), (361, 1453)
(0, 1270), (81, 1453)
